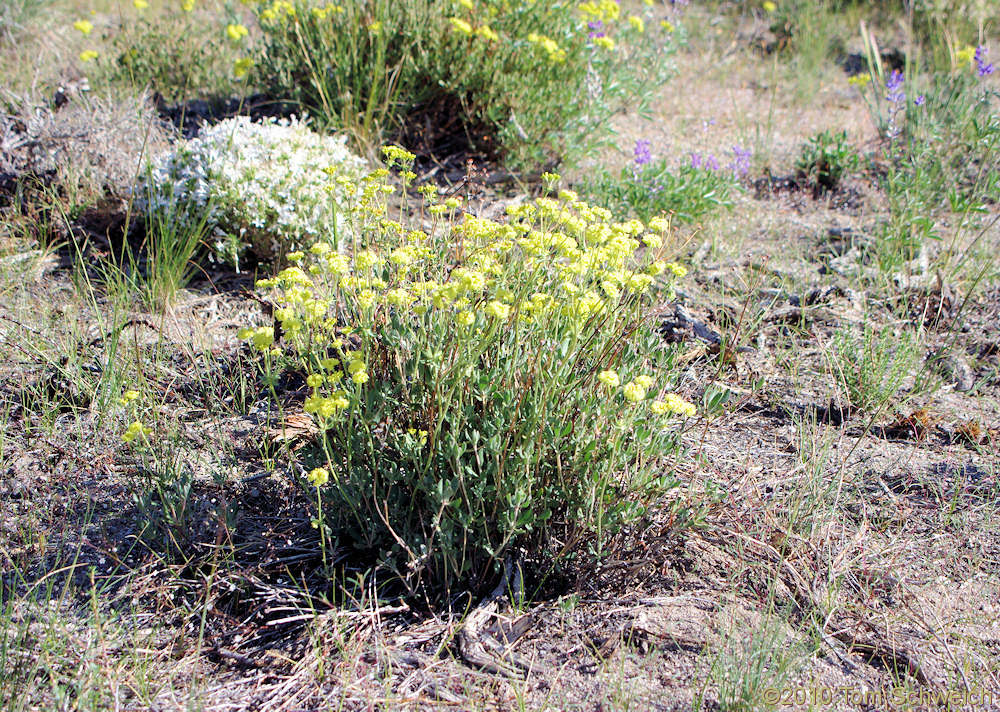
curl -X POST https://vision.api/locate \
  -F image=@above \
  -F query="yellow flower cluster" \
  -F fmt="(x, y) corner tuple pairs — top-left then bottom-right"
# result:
(405, 428), (429, 446)
(307, 467), (330, 486)
(598, 370), (620, 388)
(527, 33), (567, 63)
(651, 394), (697, 417)
(847, 72), (871, 88)
(599, 370), (681, 406)
(260, 0), (294, 21)
(237, 325), (275, 351)
(310, 4), (343, 19)
(226, 23), (249, 42)
(623, 374), (654, 402)
(381, 145), (416, 167)
(122, 421), (152, 443)
(245, 164), (686, 431)
(233, 57), (254, 78)
(450, 17), (473, 35)
(955, 45), (977, 69)
(579, 0), (620, 23)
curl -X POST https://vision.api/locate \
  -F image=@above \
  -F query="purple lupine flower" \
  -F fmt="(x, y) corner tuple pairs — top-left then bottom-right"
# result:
(914, 94), (925, 106)
(690, 152), (702, 169)
(729, 145), (752, 176)
(588, 19), (604, 39)
(886, 70), (905, 103)
(633, 139), (652, 168)
(975, 45), (995, 77)
(705, 154), (720, 171)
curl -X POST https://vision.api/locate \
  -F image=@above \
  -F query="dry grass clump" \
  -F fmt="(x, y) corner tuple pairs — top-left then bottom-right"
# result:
(1, 89), (173, 200)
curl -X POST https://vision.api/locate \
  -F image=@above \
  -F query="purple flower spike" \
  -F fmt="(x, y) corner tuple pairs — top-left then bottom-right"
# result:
(705, 154), (720, 171)
(730, 145), (752, 176)
(690, 152), (702, 170)
(633, 139), (652, 168)
(975, 45), (995, 77)
(886, 69), (905, 104)
(914, 94), (925, 106)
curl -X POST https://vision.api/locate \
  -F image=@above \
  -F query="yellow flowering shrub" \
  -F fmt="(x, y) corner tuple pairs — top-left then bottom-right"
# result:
(244, 152), (696, 594)
(251, 0), (676, 171)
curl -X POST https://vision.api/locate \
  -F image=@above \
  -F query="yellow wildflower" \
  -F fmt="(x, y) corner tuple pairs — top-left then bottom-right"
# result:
(847, 72), (871, 88)
(456, 310), (475, 327)
(122, 421), (152, 443)
(956, 45), (976, 68)
(597, 370), (620, 388)
(623, 381), (646, 403)
(234, 57), (254, 78)
(226, 23), (249, 42)
(450, 17), (473, 36)
(307, 467), (329, 487)
(250, 327), (274, 351)
(476, 25), (499, 42)
(484, 300), (511, 321)
(79, 50), (99, 62)
(633, 375), (654, 389)
(648, 216), (671, 232)
(652, 394), (697, 417)
(73, 19), (93, 35)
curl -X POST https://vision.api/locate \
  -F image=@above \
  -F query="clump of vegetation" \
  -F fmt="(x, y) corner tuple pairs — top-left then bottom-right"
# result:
(103, 0), (246, 102)
(849, 42), (999, 267)
(795, 129), (858, 191)
(248, 0), (676, 170)
(134, 115), (369, 268)
(239, 151), (697, 594)
(831, 321), (919, 413)
(581, 140), (745, 223)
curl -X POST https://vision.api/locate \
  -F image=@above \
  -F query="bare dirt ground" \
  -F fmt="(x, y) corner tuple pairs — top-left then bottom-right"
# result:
(2, 5), (1000, 711)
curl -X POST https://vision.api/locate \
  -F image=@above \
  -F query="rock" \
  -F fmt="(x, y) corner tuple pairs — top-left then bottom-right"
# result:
(937, 353), (975, 392)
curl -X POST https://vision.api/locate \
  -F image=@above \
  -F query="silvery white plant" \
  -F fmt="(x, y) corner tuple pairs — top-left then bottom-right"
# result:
(135, 115), (368, 268)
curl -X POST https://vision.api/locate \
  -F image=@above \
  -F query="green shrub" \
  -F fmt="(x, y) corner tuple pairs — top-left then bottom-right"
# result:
(849, 47), (999, 266)
(242, 152), (696, 594)
(795, 130), (858, 190)
(105, 1), (245, 101)
(250, 0), (676, 171)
